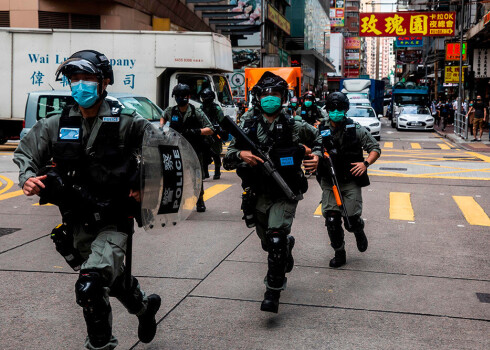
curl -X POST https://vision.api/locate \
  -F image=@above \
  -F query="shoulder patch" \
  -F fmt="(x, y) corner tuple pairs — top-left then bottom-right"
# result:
(345, 124), (356, 129)
(103, 116), (120, 122)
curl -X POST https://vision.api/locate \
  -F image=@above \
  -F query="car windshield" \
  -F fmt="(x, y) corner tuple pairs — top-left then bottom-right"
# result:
(118, 97), (163, 121)
(37, 95), (75, 120)
(346, 108), (376, 118)
(401, 106), (430, 115)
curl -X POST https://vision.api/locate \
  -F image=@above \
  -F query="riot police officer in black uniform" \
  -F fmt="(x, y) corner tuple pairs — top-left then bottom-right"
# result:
(14, 50), (161, 350)
(162, 84), (214, 212)
(317, 92), (381, 268)
(200, 88), (227, 180)
(296, 91), (328, 125)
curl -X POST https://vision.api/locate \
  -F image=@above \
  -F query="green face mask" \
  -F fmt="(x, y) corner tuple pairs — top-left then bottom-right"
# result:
(260, 96), (282, 114)
(291, 102), (297, 107)
(328, 109), (345, 122)
(304, 101), (313, 108)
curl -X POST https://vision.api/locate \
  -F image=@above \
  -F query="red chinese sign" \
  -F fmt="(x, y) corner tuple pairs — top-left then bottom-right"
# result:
(359, 12), (456, 37)
(445, 42), (467, 61)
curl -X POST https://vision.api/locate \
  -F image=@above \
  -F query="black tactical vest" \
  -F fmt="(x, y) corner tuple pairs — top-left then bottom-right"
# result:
(300, 105), (322, 125)
(319, 118), (370, 187)
(169, 104), (203, 149)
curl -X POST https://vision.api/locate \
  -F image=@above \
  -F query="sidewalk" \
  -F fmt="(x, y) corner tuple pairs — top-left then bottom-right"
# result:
(434, 122), (490, 152)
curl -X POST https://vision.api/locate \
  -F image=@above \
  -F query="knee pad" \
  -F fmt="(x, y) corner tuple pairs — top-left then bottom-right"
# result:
(345, 215), (364, 233)
(325, 211), (344, 250)
(266, 230), (288, 289)
(75, 271), (106, 308)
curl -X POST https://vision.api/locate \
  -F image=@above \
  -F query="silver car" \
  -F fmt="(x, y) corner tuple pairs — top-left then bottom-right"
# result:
(396, 105), (434, 131)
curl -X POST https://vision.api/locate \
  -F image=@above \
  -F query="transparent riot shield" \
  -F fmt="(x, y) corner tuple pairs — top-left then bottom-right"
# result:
(140, 124), (202, 231)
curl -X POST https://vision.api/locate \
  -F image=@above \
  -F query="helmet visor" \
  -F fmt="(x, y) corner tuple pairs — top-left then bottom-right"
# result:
(55, 58), (99, 81)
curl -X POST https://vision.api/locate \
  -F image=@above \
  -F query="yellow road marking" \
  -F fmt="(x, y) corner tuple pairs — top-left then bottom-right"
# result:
(0, 189), (24, 201)
(466, 151), (490, 163)
(453, 196), (490, 226)
(438, 143), (450, 150)
(411, 143), (421, 149)
(370, 172), (490, 181)
(384, 142), (393, 148)
(314, 204), (322, 216)
(203, 184), (232, 201)
(389, 192), (414, 221)
(33, 202), (53, 206)
(0, 175), (14, 195)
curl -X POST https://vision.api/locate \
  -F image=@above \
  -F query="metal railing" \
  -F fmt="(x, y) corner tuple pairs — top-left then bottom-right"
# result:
(453, 111), (469, 140)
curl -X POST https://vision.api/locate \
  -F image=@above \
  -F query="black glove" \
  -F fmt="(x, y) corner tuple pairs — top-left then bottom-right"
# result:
(183, 128), (201, 138)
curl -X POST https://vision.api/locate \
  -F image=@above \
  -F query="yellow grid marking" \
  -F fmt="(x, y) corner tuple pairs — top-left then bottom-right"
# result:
(411, 143), (421, 149)
(466, 152), (490, 163)
(389, 192), (414, 221)
(203, 184), (232, 201)
(438, 143), (451, 150)
(384, 142), (393, 148)
(0, 189), (24, 201)
(453, 196), (490, 226)
(314, 204), (322, 216)
(0, 175), (14, 195)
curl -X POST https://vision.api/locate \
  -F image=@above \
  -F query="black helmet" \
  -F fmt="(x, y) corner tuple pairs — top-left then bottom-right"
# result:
(55, 50), (114, 85)
(251, 71), (288, 100)
(172, 83), (191, 97)
(200, 88), (215, 103)
(303, 91), (316, 101)
(325, 92), (350, 112)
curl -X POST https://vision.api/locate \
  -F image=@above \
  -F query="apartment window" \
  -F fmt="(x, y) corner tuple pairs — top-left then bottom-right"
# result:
(0, 11), (9, 27)
(39, 11), (100, 29)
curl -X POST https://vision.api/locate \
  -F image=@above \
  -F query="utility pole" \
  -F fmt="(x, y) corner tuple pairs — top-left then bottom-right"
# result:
(457, 0), (465, 138)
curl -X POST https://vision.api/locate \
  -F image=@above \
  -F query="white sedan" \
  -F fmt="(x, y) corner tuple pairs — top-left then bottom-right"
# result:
(346, 106), (381, 141)
(396, 105), (434, 131)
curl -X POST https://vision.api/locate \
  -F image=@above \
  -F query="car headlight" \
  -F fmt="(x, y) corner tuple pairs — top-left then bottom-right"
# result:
(399, 118), (407, 121)
(369, 122), (380, 127)
(426, 117), (434, 122)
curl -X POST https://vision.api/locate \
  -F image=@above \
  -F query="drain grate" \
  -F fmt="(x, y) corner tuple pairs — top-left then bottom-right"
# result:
(379, 167), (407, 171)
(476, 293), (490, 303)
(0, 228), (21, 237)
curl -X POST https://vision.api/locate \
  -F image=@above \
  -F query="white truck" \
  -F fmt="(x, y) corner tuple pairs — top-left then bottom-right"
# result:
(0, 28), (236, 143)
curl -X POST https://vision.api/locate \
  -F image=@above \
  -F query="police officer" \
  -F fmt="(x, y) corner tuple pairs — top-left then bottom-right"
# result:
(225, 72), (322, 313)
(286, 96), (299, 117)
(13, 50), (161, 350)
(199, 88), (227, 180)
(161, 84), (214, 212)
(296, 91), (328, 126)
(317, 92), (381, 268)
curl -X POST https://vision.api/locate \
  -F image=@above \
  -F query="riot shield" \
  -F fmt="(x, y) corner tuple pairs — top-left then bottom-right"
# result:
(140, 125), (202, 231)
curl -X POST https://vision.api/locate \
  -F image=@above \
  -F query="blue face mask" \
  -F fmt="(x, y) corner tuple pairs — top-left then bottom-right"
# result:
(71, 80), (99, 108)
(260, 96), (282, 114)
(328, 109), (345, 123)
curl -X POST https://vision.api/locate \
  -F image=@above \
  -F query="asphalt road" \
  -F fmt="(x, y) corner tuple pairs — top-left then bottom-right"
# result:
(0, 120), (489, 350)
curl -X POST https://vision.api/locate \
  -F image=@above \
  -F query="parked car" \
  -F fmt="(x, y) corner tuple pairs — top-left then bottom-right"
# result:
(346, 106), (381, 141)
(396, 105), (434, 131)
(20, 91), (164, 139)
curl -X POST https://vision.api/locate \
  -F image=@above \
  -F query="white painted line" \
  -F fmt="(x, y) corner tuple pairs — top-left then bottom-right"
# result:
(457, 225), (465, 227)
(408, 221), (416, 224)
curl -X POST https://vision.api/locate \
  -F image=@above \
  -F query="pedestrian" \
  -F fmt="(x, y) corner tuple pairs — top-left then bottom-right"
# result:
(224, 71), (322, 313)
(161, 83), (214, 212)
(199, 88), (227, 180)
(438, 100), (451, 131)
(467, 95), (487, 141)
(296, 91), (328, 126)
(13, 50), (161, 350)
(317, 92), (381, 268)
(432, 100), (440, 126)
(466, 100), (474, 136)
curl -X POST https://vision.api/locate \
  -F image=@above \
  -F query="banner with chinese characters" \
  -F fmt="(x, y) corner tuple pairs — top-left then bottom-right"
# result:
(359, 12), (456, 37)
(396, 49), (423, 64)
(473, 49), (490, 78)
(444, 66), (467, 84)
(445, 42), (467, 61)
(396, 36), (423, 47)
(344, 37), (361, 50)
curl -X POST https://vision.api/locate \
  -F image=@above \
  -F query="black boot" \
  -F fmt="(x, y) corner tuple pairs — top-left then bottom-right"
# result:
(137, 294), (161, 343)
(285, 235), (295, 273)
(260, 289), (281, 313)
(196, 198), (206, 212)
(213, 171), (221, 180)
(354, 229), (368, 252)
(329, 249), (346, 268)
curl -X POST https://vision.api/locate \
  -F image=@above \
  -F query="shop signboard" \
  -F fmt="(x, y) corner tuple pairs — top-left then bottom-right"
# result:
(445, 42), (467, 61)
(359, 12), (456, 37)
(344, 37), (361, 50)
(473, 48), (490, 78)
(396, 49), (423, 64)
(267, 4), (291, 35)
(396, 36), (423, 47)
(330, 0), (345, 27)
(444, 66), (467, 84)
